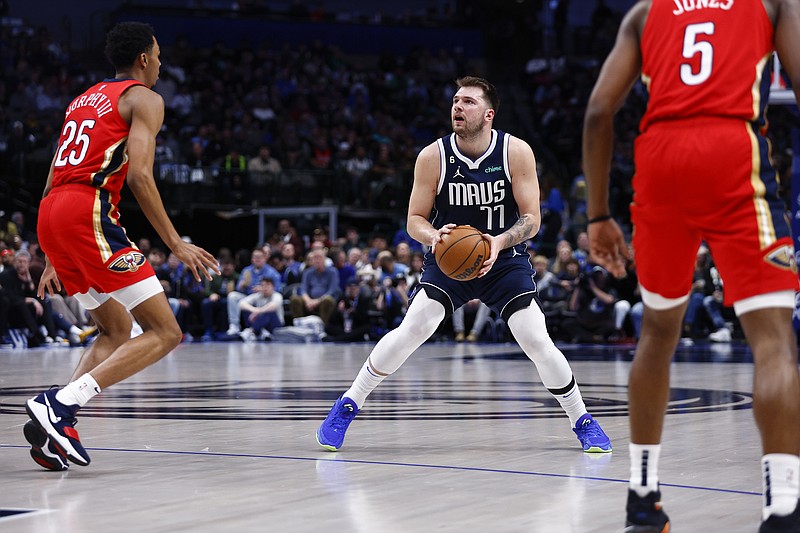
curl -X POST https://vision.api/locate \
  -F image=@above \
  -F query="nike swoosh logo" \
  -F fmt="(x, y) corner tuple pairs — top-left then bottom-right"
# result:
(44, 395), (62, 424)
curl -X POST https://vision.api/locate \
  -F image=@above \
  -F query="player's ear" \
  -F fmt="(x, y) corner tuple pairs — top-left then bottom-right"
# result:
(485, 108), (494, 121)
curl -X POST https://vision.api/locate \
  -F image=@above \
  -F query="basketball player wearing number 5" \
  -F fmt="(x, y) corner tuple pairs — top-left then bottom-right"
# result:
(317, 76), (611, 454)
(24, 22), (220, 471)
(583, 0), (800, 531)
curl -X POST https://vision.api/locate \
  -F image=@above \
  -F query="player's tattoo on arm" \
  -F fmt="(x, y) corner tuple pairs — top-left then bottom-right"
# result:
(502, 214), (535, 249)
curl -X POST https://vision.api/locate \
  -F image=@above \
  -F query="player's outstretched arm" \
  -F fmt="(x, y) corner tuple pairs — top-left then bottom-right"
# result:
(124, 87), (219, 281)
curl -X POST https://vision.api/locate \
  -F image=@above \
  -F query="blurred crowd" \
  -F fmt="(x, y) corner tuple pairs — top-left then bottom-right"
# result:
(0, 212), (739, 348)
(0, 1), (789, 348)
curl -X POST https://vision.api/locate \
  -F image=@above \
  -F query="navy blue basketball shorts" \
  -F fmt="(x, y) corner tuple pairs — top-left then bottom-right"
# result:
(414, 253), (540, 321)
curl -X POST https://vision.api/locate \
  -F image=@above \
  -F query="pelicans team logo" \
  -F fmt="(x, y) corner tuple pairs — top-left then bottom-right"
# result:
(764, 244), (797, 272)
(108, 251), (146, 273)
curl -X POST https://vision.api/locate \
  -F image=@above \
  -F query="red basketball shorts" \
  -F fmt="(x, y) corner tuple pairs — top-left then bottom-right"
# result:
(631, 117), (797, 306)
(37, 183), (155, 296)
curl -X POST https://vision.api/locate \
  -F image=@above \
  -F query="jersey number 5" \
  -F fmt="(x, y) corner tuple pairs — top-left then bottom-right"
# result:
(681, 22), (715, 86)
(54, 119), (96, 167)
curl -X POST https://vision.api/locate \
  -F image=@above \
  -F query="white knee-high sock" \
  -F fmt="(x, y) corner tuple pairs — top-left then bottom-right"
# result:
(344, 291), (445, 408)
(630, 443), (661, 496)
(763, 454), (800, 520)
(508, 303), (587, 426)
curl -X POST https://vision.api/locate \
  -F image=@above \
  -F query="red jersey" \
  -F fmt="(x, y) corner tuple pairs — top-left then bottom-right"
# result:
(640, 0), (774, 132)
(51, 79), (144, 205)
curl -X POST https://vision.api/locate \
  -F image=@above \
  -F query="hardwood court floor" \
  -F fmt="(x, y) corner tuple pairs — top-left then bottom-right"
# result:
(0, 339), (763, 532)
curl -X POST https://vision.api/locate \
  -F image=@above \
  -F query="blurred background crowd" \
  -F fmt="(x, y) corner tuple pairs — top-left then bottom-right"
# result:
(0, 0), (795, 347)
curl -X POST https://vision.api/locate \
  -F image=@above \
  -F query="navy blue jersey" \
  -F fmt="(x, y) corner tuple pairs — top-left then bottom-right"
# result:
(432, 130), (525, 243)
(417, 129), (539, 320)
(428, 129), (527, 263)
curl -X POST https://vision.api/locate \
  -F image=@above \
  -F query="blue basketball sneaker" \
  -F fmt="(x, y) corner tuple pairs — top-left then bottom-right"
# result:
(624, 489), (670, 533)
(316, 396), (360, 451)
(26, 388), (90, 466)
(23, 419), (69, 471)
(573, 413), (612, 453)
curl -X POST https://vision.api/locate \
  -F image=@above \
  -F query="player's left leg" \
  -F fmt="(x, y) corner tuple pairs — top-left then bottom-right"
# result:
(316, 290), (446, 451)
(506, 301), (612, 453)
(735, 297), (800, 528)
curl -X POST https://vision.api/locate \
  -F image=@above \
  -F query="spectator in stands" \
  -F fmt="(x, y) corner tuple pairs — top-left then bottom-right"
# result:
(11, 211), (34, 245)
(340, 226), (366, 253)
(533, 254), (558, 293)
(405, 251), (424, 293)
(343, 144), (373, 206)
(162, 252), (205, 335)
(682, 245), (730, 341)
(200, 258), (239, 342)
(332, 248), (356, 294)
(0, 248), (14, 273)
(549, 239), (575, 275)
(564, 265), (620, 343)
(239, 278), (284, 342)
(226, 247), (282, 336)
(324, 276), (378, 342)
(375, 273), (408, 332)
(248, 145), (282, 178)
(280, 243), (303, 286)
(394, 242), (412, 267)
(290, 248), (340, 325)
(0, 250), (51, 346)
(453, 299), (491, 342)
(376, 250), (409, 282)
(273, 219), (304, 257)
(573, 231), (591, 267)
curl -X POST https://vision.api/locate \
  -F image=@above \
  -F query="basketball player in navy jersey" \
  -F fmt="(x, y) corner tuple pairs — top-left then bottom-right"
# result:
(317, 76), (611, 453)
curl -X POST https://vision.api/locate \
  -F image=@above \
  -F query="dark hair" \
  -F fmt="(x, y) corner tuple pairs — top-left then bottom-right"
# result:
(456, 76), (500, 113)
(104, 22), (155, 71)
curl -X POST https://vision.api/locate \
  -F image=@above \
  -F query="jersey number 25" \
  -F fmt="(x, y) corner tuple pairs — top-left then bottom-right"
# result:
(54, 119), (96, 167)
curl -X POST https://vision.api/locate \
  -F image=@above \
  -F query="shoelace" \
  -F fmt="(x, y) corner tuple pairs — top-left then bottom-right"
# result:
(330, 404), (356, 431)
(579, 419), (604, 438)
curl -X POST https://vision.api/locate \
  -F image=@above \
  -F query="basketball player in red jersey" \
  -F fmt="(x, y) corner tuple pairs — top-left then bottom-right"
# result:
(24, 22), (219, 471)
(583, 0), (800, 531)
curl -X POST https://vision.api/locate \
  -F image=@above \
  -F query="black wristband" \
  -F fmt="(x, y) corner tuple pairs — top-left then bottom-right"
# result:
(587, 214), (612, 225)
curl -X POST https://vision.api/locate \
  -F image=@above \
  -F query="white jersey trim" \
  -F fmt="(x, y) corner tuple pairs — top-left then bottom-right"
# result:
(450, 130), (498, 170)
(734, 290), (794, 316)
(436, 138), (446, 195)
(502, 133), (511, 183)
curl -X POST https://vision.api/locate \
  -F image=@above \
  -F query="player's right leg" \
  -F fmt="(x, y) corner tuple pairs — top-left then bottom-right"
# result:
(316, 290), (446, 451)
(623, 296), (686, 532)
(24, 289), (129, 467)
(27, 279), (179, 466)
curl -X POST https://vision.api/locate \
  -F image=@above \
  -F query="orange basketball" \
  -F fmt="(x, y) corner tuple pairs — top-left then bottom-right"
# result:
(435, 225), (489, 281)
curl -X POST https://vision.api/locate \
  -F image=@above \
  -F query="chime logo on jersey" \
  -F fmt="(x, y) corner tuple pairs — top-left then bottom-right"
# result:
(764, 244), (797, 272)
(108, 251), (146, 273)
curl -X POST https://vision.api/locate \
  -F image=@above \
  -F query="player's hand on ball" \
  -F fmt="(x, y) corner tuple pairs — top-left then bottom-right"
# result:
(478, 232), (501, 278)
(430, 223), (456, 255)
